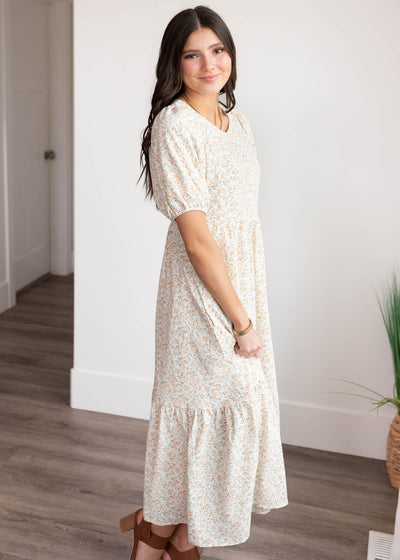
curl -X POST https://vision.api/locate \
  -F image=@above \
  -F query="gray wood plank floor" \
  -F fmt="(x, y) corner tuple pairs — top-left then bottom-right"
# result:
(0, 274), (397, 559)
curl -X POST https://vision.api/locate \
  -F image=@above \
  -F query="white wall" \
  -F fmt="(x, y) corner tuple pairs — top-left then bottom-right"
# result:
(71, 0), (400, 460)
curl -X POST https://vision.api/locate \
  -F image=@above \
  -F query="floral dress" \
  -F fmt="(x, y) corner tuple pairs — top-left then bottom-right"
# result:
(143, 98), (288, 547)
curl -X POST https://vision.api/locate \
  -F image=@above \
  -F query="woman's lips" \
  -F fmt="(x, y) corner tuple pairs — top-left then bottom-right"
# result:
(200, 74), (219, 82)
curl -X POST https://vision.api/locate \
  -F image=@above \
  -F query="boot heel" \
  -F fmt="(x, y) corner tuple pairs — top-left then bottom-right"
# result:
(119, 512), (136, 532)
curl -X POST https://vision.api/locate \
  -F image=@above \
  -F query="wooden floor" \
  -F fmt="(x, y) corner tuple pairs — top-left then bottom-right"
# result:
(0, 273), (397, 559)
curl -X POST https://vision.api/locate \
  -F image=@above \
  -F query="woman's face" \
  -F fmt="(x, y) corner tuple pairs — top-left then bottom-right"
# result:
(180, 27), (232, 97)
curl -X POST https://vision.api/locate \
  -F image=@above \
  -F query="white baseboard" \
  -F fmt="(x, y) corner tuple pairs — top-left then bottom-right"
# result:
(70, 367), (153, 420)
(280, 398), (393, 460)
(0, 280), (9, 313)
(70, 367), (394, 460)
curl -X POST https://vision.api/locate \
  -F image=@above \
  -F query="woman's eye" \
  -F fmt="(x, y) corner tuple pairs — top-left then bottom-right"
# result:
(184, 48), (225, 60)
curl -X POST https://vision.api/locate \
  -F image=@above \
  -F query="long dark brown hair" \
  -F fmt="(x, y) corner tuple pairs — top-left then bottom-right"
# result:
(138, 5), (237, 200)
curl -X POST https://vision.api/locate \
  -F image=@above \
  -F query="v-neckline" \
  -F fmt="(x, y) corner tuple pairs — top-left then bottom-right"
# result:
(174, 98), (233, 135)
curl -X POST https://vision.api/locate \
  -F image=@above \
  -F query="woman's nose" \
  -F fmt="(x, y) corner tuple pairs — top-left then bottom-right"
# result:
(202, 54), (215, 71)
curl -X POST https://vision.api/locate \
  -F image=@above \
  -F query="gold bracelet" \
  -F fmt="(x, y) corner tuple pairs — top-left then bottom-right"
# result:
(232, 318), (253, 337)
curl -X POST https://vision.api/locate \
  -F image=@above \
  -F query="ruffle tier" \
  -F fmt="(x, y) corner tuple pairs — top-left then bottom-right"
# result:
(143, 398), (288, 547)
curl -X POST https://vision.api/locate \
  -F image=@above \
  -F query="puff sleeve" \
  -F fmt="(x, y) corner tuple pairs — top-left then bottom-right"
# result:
(149, 114), (210, 221)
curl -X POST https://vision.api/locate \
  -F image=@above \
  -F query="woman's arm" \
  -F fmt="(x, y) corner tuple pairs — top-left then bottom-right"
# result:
(175, 210), (263, 358)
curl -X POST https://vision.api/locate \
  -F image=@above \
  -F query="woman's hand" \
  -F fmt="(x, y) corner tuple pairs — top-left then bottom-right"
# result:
(233, 327), (263, 358)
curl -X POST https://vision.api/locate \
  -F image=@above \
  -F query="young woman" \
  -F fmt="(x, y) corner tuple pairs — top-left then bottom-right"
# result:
(119, 6), (288, 560)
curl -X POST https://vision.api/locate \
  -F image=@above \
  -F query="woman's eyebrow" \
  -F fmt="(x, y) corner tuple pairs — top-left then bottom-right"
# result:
(182, 42), (224, 54)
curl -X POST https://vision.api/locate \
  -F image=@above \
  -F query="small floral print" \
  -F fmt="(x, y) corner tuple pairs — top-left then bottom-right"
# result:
(143, 99), (288, 547)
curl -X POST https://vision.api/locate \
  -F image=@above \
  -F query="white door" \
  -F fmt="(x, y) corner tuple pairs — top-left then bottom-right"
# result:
(7, 0), (51, 290)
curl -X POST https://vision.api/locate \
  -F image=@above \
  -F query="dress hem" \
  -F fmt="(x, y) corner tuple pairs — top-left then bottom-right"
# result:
(252, 499), (289, 514)
(143, 500), (289, 548)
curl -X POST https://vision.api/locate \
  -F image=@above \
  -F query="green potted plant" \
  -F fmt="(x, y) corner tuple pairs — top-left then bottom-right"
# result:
(326, 268), (400, 488)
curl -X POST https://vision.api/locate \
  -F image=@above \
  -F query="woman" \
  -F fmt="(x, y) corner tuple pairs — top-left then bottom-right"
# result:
(120, 6), (288, 560)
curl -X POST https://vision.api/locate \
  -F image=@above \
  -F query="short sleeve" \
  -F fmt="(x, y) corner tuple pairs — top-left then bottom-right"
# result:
(149, 114), (210, 221)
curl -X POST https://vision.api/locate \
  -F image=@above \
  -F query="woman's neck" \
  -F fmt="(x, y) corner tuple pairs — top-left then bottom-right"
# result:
(179, 91), (221, 122)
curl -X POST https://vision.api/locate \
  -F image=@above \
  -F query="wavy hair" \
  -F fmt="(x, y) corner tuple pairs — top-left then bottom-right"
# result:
(138, 5), (237, 200)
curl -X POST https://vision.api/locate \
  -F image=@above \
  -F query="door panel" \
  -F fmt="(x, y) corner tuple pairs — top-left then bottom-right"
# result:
(7, 0), (50, 289)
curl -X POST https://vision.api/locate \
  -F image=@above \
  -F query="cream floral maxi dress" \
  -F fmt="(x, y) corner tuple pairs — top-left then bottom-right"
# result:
(143, 98), (288, 547)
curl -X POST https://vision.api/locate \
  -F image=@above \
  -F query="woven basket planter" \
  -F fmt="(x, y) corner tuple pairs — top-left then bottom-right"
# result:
(387, 411), (400, 489)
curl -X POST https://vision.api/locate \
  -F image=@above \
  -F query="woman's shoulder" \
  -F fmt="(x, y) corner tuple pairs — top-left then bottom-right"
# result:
(153, 99), (240, 129)
(151, 100), (253, 143)
(232, 106), (252, 133)
(152, 99), (197, 135)
(151, 101), (208, 154)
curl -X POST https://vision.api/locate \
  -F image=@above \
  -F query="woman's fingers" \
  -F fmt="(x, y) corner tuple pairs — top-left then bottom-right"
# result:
(234, 340), (262, 358)
(233, 327), (263, 358)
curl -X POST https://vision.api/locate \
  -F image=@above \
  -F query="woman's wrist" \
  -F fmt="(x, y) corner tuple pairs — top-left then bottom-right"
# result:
(232, 317), (253, 337)
(231, 314), (251, 333)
